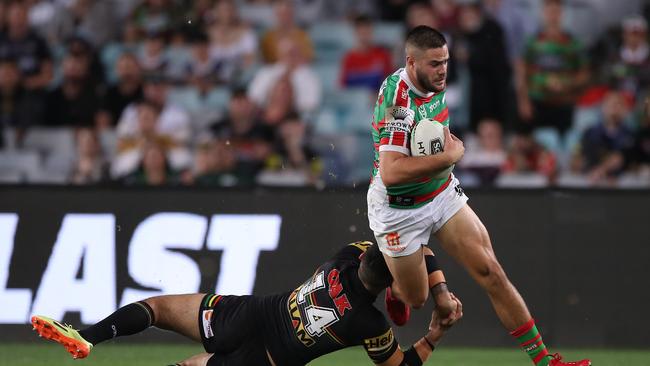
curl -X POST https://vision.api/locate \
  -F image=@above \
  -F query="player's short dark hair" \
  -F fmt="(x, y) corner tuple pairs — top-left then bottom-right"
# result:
(360, 244), (393, 289)
(405, 25), (447, 51)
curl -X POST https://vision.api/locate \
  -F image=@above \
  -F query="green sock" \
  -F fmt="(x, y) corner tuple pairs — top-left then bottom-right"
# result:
(510, 319), (551, 366)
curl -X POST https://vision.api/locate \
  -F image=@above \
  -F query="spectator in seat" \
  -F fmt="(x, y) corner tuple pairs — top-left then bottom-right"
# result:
(516, 0), (588, 133)
(0, 1), (53, 93)
(605, 16), (650, 99)
(130, 0), (180, 34)
(70, 128), (109, 184)
(188, 139), (256, 187)
(183, 0), (214, 30)
(113, 75), (192, 178)
(574, 91), (635, 184)
(30, 0), (118, 48)
(45, 53), (100, 127)
(138, 30), (170, 76)
(376, 0), (411, 22)
(458, 118), (506, 185)
(249, 36), (321, 122)
(0, 58), (32, 133)
(482, 0), (536, 63)
(98, 53), (144, 129)
(503, 125), (558, 182)
(65, 36), (105, 90)
(117, 74), (191, 146)
(430, 0), (460, 32)
(123, 139), (180, 186)
(0, 1), (51, 126)
(211, 88), (274, 177)
(206, 0), (257, 85)
(455, 1), (510, 130)
(260, 0), (313, 64)
(184, 31), (220, 92)
(340, 15), (393, 92)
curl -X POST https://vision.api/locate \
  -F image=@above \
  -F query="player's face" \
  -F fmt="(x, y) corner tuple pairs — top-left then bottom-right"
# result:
(415, 45), (449, 93)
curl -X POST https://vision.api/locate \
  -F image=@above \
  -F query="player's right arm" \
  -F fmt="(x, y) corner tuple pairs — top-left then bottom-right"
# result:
(379, 128), (464, 187)
(368, 298), (463, 366)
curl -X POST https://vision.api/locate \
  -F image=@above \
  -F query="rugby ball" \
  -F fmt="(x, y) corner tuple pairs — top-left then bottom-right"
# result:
(410, 118), (454, 180)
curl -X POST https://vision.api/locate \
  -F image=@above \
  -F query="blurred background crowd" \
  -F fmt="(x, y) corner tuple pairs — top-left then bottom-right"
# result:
(0, 0), (648, 188)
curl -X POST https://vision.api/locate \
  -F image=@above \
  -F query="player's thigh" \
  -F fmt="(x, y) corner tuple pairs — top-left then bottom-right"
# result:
(382, 248), (428, 304)
(434, 204), (497, 275)
(144, 293), (205, 342)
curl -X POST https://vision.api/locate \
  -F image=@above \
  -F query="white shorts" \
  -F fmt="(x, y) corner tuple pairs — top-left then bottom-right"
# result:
(367, 175), (468, 257)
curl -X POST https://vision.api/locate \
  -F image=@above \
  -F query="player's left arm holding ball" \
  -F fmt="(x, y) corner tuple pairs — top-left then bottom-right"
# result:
(380, 126), (464, 187)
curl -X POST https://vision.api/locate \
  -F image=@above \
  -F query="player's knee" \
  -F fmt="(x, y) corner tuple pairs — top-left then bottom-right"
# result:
(411, 298), (427, 309)
(142, 297), (161, 325)
(475, 258), (508, 291)
(404, 288), (428, 309)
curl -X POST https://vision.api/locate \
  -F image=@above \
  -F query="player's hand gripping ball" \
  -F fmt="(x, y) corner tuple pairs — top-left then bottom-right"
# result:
(410, 118), (454, 179)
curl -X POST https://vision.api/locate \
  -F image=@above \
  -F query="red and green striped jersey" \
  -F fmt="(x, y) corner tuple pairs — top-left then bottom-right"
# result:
(370, 68), (452, 209)
(523, 31), (587, 102)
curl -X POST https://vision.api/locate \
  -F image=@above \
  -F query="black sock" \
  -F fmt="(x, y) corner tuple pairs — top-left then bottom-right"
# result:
(79, 301), (155, 345)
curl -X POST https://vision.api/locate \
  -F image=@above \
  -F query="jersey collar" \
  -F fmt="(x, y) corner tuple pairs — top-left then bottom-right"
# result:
(400, 68), (435, 99)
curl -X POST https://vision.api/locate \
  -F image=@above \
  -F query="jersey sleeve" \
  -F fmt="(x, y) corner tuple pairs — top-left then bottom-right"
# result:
(374, 78), (415, 156)
(359, 312), (398, 364)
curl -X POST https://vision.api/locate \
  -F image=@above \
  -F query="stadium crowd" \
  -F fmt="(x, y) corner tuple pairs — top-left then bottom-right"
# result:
(0, 0), (648, 188)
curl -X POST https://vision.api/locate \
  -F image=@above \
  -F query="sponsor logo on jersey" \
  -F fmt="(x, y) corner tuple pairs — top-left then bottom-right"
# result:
(430, 99), (440, 111)
(287, 290), (315, 347)
(202, 310), (214, 338)
(384, 120), (410, 133)
(364, 328), (394, 352)
(385, 232), (403, 252)
(454, 184), (464, 197)
(327, 269), (352, 316)
(297, 271), (325, 304)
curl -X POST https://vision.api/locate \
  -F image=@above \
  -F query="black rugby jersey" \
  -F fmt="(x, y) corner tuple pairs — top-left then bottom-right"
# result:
(261, 242), (397, 366)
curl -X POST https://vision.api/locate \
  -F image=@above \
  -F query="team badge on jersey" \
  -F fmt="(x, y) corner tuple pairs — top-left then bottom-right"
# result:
(418, 105), (427, 119)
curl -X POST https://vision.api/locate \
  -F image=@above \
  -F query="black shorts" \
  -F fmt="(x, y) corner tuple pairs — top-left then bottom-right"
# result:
(198, 294), (272, 366)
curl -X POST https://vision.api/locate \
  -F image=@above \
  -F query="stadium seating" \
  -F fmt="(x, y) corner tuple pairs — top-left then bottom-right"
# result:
(373, 22), (404, 49)
(101, 42), (129, 83)
(22, 128), (76, 159)
(21, 128), (77, 183)
(495, 173), (549, 188)
(314, 63), (342, 96)
(533, 127), (562, 153)
(167, 86), (230, 133)
(0, 150), (42, 183)
(556, 172), (591, 188)
(309, 22), (355, 64)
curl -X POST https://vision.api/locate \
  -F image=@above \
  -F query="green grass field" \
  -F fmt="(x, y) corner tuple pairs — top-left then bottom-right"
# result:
(2, 344), (648, 365)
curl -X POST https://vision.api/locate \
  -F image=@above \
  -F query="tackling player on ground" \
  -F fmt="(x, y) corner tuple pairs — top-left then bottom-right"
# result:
(32, 242), (462, 366)
(368, 25), (590, 366)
